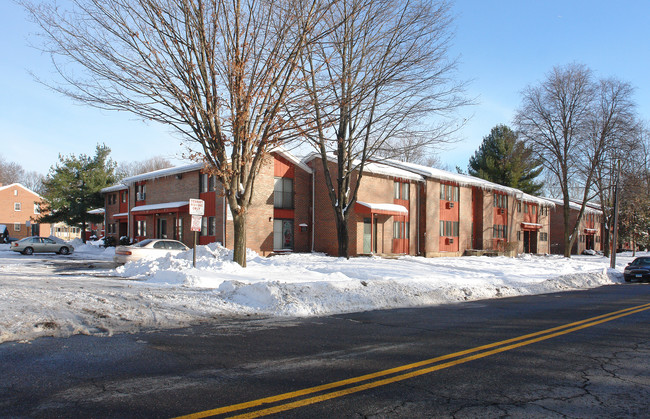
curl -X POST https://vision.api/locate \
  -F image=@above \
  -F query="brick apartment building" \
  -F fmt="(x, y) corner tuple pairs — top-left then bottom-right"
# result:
(0, 183), (51, 240)
(101, 150), (560, 258)
(546, 198), (604, 255)
(102, 149), (312, 256)
(383, 160), (553, 257)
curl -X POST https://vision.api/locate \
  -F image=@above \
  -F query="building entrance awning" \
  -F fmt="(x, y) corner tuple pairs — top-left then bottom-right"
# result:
(584, 228), (598, 234)
(521, 222), (542, 230)
(112, 212), (128, 220)
(354, 201), (408, 216)
(130, 201), (190, 216)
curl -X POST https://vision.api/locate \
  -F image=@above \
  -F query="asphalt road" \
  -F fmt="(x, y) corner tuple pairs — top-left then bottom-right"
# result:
(1, 284), (649, 418)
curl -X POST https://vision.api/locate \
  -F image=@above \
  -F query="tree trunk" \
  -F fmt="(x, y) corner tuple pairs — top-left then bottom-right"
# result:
(563, 202), (572, 258)
(82, 220), (87, 244)
(232, 212), (247, 267)
(335, 213), (349, 259)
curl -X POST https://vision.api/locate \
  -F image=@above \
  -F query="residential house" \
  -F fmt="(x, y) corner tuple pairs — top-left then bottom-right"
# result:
(0, 183), (51, 240)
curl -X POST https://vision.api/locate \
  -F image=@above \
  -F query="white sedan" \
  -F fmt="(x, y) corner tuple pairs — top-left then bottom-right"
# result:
(113, 239), (190, 264)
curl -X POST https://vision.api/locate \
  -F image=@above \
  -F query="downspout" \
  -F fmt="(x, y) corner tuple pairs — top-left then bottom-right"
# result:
(223, 194), (227, 247)
(416, 182), (420, 256)
(311, 171), (315, 253)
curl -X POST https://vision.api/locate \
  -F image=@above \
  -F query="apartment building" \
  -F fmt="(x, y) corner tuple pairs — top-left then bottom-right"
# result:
(546, 199), (604, 255)
(102, 149), (559, 258)
(102, 149), (312, 255)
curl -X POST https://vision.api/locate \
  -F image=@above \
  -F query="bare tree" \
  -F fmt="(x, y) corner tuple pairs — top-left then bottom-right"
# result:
(588, 79), (638, 256)
(0, 155), (26, 186)
(24, 0), (333, 266)
(515, 63), (597, 258)
(297, 0), (468, 257)
(116, 156), (174, 180)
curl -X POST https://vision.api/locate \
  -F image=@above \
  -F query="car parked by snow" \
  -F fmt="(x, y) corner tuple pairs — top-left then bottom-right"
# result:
(623, 257), (650, 282)
(113, 239), (190, 264)
(11, 236), (74, 255)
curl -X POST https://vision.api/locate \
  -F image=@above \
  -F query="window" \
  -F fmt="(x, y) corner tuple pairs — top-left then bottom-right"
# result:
(14, 189), (17, 196)
(517, 231), (521, 241)
(208, 216), (216, 236)
(34, 204), (40, 214)
(405, 221), (410, 239)
(137, 220), (147, 236)
(440, 220), (459, 237)
(136, 184), (146, 201)
(393, 221), (400, 239)
(200, 173), (216, 193)
(14, 223), (20, 231)
(532, 206), (536, 215)
(493, 193), (507, 209)
(274, 177), (293, 209)
(394, 181), (410, 200)
(524, 204), (528, 213)
(493, 224), (507, 239)
(14, 203), (21, 211)
(517, 202), (521, 213)
(177, 218), (183, 242)
(440, 183), (459, 202)
(540, 232), (548, 242)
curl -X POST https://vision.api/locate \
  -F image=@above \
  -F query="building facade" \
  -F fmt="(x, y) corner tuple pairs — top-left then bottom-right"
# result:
(0, 183), (51, 240)
(547, 199), (604, 255)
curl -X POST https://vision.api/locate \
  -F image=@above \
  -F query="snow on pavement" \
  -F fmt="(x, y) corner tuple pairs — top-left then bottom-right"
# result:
(0, 240), (638, 344)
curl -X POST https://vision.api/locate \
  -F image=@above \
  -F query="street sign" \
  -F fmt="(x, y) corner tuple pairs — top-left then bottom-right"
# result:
(190, 215), (202, 232)
(189, 199), (205, 216)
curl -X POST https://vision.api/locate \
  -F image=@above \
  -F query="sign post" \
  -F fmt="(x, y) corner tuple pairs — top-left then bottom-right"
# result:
(189, 199), (205, 268)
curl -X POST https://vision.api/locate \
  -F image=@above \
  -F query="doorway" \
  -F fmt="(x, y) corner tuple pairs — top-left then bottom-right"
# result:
(523, 230), (538, 253)
(363, 217), (378, 254)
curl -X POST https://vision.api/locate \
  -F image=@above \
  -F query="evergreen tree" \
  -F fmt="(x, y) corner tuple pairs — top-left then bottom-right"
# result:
(38, 144), (116, 242)
(468, 124), (544, 195)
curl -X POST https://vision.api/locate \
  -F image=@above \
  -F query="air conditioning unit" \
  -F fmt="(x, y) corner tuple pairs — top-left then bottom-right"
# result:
(497, 208), (504, 215)
(447, 238), (454, 244)
(447, 202), (454, 209)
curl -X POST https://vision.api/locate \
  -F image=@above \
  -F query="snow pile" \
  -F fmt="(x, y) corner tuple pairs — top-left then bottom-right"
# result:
(0, 242), (639, 344)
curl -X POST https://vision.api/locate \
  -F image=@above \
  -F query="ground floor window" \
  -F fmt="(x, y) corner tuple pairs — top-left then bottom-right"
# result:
(136, 220), (146, 237)
(273, 219), (293, 250)
(492, 224), (507, 239)
(200, 216), (216, 237)
(14, 223), (20, 231)
(540, 232), (548, 241)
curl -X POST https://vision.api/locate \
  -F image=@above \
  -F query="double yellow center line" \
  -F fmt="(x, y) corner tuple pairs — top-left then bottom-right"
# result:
(176, 302), (650, 419)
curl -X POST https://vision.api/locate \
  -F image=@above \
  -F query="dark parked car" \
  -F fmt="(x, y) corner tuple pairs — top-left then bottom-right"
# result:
(623, 257), (650, 282)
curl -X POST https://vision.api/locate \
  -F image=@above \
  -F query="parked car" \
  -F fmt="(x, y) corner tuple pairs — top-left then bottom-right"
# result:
(11, 236), (74, 255)
(623, 257), (650, 282)
(114, 239), (190, 264)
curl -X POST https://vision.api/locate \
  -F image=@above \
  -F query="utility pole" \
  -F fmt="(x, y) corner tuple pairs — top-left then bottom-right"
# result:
(610, 160), (621, 269)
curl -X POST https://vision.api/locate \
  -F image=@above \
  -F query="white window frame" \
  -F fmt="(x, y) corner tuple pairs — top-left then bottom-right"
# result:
(14, 203), (21, 211)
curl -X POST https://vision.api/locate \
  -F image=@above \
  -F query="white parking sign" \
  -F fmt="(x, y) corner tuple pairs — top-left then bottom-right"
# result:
(189, 199), (205, 216)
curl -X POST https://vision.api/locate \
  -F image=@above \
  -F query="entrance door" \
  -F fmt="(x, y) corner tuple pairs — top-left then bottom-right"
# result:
(363, 217), (378, 254)
(523, 231), (538, 253)
(157, 218), (167, 239)
(586, 234), (594, 250)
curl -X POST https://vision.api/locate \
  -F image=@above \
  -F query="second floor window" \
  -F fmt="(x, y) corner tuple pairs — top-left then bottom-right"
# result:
(440, 184), (459, 202)
(274, 177), (293, 209)
(200, 173), (216, 193)
(136, 184), (146, 201)
(14, 203), (21, 211)
(394, 181), (410, 200)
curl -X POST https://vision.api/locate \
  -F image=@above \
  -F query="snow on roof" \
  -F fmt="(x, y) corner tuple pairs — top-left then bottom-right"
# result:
(544, 198), (602, 214)
(101, 184), (128, 193)
(87, 208), (105, 215)
(270, 146), (313, 174)
(356, 201), (409, 214)
(0, 183), (44, 200)
(121, 163), (204, 184)
(383, 159), (555, 207)
(130, 201), (190, 213)
(301, 153), (424, 182)
(112, 213), (129, 218)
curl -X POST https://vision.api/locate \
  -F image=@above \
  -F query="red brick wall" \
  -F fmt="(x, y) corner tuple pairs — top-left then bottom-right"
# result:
(0, 184), (51, 240)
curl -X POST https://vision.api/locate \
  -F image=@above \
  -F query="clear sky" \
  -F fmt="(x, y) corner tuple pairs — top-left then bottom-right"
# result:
(1, 0), (649, 175)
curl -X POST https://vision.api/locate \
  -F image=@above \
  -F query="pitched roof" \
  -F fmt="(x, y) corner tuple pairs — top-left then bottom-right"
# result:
(0, 183), (44, 200)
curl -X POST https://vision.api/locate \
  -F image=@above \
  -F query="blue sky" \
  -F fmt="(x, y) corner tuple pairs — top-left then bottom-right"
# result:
(1, 0), (649, 175)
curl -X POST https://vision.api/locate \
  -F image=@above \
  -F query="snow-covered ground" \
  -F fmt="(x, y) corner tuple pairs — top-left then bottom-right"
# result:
(0, 239), (640, 344)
